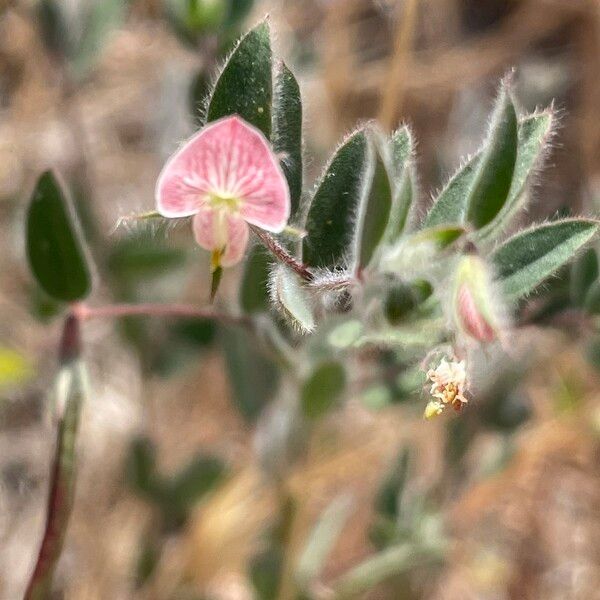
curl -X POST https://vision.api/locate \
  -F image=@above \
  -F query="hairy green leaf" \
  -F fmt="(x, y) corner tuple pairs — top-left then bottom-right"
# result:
(356, 145), (393, 271)
(423, 155), (480, 228)
(301, 360), (346, 419)
(465, 81), (518, 228)
(271, 265), (315, 333)
(303, 130), (369, 268)
(27, 171), (91, 302)
(272, 61), (303, 217)
(390, 126), (413, 176)
(478, 110), (554, 241)
(206, 20), (272, 136)
(492, 220), (599, 299)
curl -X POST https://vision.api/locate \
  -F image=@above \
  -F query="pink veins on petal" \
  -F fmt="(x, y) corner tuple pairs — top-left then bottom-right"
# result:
(155, 115), (290, 265)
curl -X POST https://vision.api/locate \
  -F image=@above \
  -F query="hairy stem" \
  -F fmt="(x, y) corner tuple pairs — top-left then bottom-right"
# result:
(250, 225), (314, 281)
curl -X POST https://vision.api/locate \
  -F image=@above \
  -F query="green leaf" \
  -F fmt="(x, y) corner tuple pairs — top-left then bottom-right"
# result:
(271, 265), (315, 333)
(423, 154), (480, 228)
(221, 326), (280, 421)
(570, 247), (598, 307)
(478, 110), (554, 240)
(126, 436), (162, 499)
(465, 81), (518, 228)
(492, 220), (599, 299)
(385, 167), (415, 244)
(356, 145), (393, 271)
(206, 20), (272, 137)
(27, 171), (91, 302)
(303, 130), (369, 269)
(296, 495), (353, 588)
(301, 360), (346, 419)
(390, 126), (413, 176)
(239, 245), (272, 314)
(272, 61), (303, 217)
(385, 126), (416, 241)
(374, 448), (410, 520)
(327, 320), (363, 349)
(168, 454), (226, 515)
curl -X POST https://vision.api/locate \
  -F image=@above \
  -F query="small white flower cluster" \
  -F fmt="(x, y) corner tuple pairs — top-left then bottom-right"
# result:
(424, 358), (468, 420)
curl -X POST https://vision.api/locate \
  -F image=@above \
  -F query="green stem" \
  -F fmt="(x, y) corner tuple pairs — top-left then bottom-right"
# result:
(329, 543), (444, 600)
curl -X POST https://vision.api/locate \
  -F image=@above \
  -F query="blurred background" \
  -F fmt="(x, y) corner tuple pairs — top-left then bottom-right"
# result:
(1, 0), (600, 598)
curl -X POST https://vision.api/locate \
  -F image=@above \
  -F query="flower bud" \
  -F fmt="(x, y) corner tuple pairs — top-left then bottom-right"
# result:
(453, 255), (502, 343)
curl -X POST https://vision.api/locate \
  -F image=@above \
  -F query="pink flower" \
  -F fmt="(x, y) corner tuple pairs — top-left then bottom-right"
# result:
(156, 115), (290, 267)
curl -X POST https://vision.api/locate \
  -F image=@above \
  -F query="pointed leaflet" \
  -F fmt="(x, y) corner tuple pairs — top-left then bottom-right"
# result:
(385, 126), (415, 242)
(390, 126), (413, 174)
(478, 110), (554, 241)
(465, 80), (518, 228)
(27, 171), (91, 302)
(492, 220), (599, 300)
(423, 154), (480, 228)
(424, 111), (549, 230)
(272, 61), (303, 217)
(206, 20), (272, 137)
(356, 143), (393, 271)
(271, 264), (315, 333)
(303, 130), (369, 268)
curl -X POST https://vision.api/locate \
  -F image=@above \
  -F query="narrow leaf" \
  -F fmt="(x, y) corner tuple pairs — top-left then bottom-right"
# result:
(492, 220), (599, 299)
(27, 171), (91, 302)
(478, 110), (554, 241)
(423, 154), (480, 228)
(303, 130), (369, 269)
(272, 61), (303, 217)
(356, 144), (393, 271)
(221, 326), (279, 421)
(390, 126), (413, 176)
(296, 495), (353, 587)
(206, 20), (272, 136)
(465, 80), (518, 228)
(271, 264), (315, 333)
(301, 360), (346, 419)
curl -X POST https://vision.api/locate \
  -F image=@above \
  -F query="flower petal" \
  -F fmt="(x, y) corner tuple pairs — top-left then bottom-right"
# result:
(156, 115), (290, 230)
(192, 208), (249, 267)
(222, 116), (290, 232)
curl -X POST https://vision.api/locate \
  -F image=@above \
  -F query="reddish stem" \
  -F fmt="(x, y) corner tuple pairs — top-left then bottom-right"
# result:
(72, 302), (251, 327)
(250, 225), (314, 281)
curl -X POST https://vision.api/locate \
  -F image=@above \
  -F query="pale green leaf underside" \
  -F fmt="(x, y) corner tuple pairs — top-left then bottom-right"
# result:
(272, 265), (315, 333)
(492, 220), (599, 299)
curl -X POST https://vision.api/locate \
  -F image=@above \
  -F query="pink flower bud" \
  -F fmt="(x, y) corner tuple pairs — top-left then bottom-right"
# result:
(453, 255), (503, 343)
